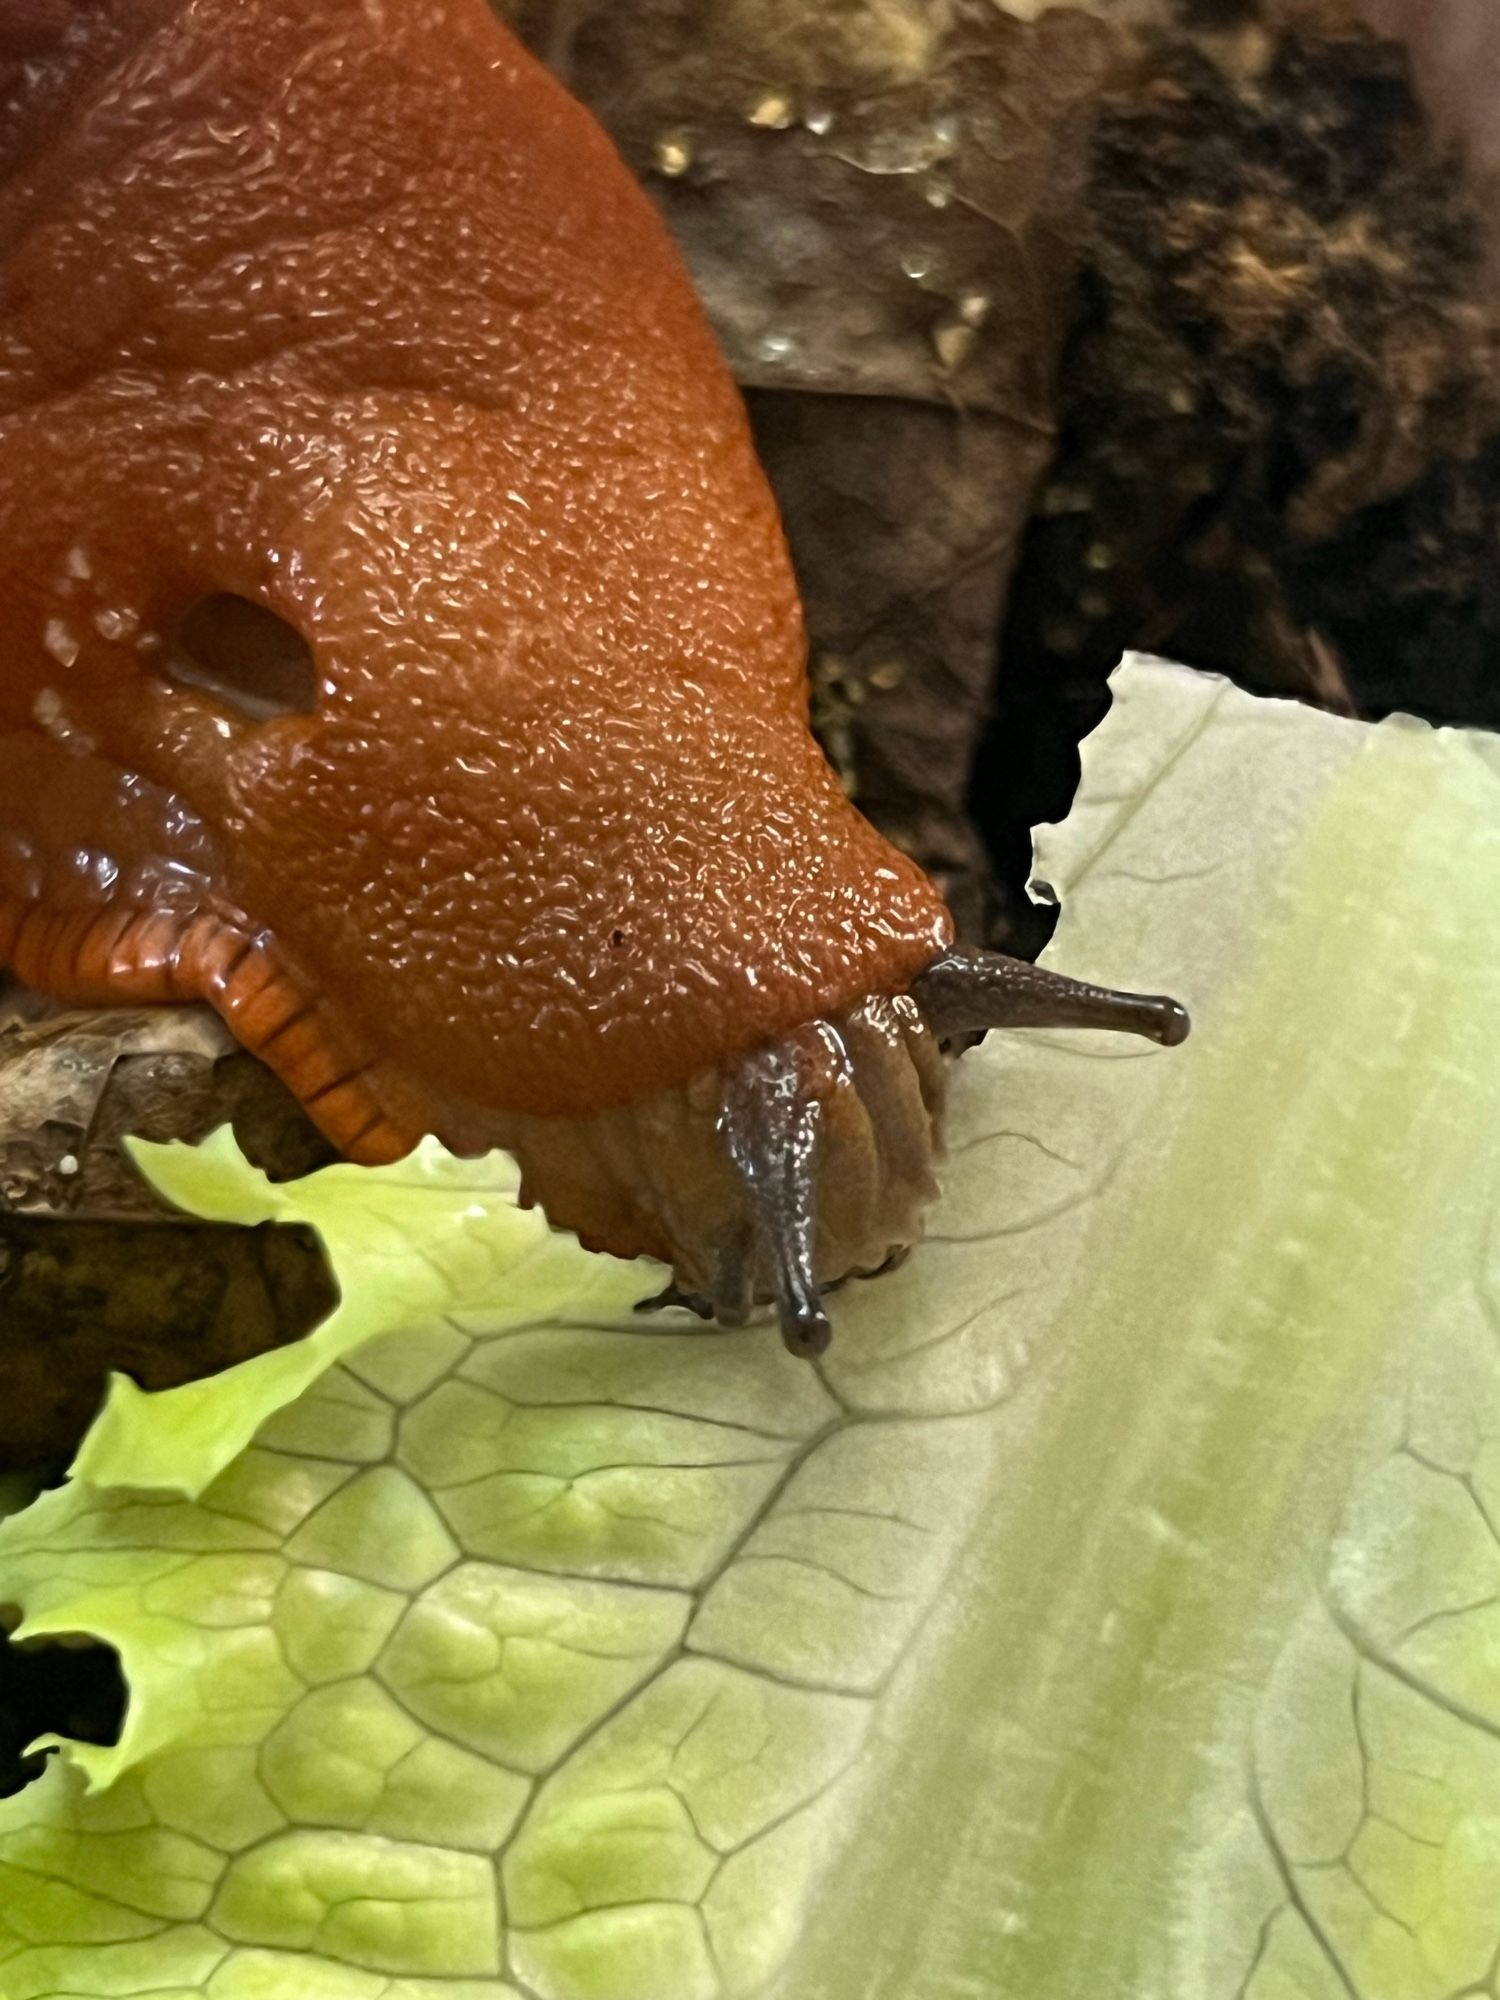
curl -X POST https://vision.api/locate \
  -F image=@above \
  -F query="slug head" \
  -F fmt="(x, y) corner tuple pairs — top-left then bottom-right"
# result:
(0, 0), (1192, 1359)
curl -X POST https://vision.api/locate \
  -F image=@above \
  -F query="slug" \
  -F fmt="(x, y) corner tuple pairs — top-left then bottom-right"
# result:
(0, 0), (1188, 1357)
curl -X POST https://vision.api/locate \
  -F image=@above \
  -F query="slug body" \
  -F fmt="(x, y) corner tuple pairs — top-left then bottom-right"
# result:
(0, 0), (1187, 1352)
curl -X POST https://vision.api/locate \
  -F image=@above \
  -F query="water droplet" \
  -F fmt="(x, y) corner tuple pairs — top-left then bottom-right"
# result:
(654, 130), (694, 177)
(1085, 542), (1115, 572)
(747, 90), (795, 130)
(803, 104), (834, 137)
(756, 330), (797, 364)
(57, 1154), (79, 1177)
(901, 248), (933, 281)
(63, 545), (92, 582)
(925, 179), (953, 210)
(957, 289), (991, 327)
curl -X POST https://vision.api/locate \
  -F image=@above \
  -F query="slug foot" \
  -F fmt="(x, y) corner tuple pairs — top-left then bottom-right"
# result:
(0, 887), (424, 1165)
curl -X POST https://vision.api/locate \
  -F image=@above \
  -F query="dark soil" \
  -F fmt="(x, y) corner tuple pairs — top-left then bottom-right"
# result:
(982, 20), (1500, 953)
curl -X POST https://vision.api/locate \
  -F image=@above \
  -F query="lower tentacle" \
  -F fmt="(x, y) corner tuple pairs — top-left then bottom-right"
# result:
(721, 1041), (832, 1359)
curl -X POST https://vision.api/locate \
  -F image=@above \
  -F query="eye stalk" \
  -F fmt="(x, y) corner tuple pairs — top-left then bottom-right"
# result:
(910, 947), (1191, 1048)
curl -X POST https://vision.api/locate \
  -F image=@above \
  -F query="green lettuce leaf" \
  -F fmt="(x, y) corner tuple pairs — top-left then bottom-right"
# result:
(3, 658), (1499, 2000)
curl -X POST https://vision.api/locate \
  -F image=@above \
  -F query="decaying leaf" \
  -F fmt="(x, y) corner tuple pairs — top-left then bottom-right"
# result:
(533, 0), (1115, 415)
(751, 392), (1033, 937)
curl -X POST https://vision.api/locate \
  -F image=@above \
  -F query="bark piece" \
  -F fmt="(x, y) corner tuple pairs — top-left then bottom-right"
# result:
(0, 991), (337, 1468)
(0, 989), (333, 1222)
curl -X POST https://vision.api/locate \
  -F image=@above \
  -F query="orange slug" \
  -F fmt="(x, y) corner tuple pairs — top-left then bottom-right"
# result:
(0, 0), (1187, 1355)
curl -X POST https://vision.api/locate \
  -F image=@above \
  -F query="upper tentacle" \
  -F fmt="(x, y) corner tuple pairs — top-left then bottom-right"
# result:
(911, 948), (1190, 1047)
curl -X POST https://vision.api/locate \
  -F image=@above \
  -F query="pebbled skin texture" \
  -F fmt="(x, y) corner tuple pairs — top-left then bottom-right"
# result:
(0, 0), (953, 1158)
